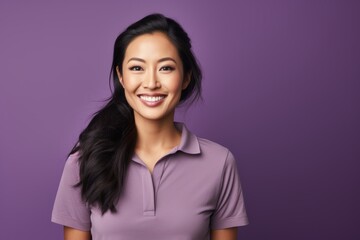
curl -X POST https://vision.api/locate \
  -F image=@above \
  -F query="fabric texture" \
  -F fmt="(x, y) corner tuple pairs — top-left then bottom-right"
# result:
(51, 122), (248, 239)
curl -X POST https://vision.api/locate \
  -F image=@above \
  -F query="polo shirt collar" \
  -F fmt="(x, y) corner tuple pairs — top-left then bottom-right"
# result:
(131, 122), (201, 164)
(174, 122), (201, 155)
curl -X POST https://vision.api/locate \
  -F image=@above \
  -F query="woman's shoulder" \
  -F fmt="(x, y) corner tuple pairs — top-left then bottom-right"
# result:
(66, 151), (80, 164)
(195, 137), (237, 167)
(180, 123), (234, 161)
(197, 137), (231, 155)
(62, 152), (81, 176)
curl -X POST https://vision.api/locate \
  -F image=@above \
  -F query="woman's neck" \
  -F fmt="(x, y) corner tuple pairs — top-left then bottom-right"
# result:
(134, 114), (181, 154)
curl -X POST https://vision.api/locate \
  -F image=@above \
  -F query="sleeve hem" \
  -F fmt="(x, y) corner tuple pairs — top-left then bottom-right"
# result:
(51, 214), (91, 232)
(211, 215), (249, 230)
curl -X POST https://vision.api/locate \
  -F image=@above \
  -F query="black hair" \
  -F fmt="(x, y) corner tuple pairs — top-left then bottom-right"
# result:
(69, 13), (202, 214)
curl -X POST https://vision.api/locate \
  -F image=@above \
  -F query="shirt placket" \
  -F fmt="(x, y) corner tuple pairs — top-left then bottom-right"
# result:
(139, 157), (168, 216)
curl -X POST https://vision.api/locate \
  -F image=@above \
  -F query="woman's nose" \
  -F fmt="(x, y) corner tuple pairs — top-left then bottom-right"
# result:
(143, 70), (160, 89)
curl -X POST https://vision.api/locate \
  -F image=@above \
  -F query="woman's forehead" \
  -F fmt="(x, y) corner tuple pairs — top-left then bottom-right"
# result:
(124, 32), (180, 62)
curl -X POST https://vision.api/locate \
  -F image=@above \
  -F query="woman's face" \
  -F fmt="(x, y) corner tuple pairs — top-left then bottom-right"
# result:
(117, 31), (189, 123)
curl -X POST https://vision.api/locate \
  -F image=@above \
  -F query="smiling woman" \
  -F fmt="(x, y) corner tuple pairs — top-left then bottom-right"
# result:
(51, 13), (248, 240)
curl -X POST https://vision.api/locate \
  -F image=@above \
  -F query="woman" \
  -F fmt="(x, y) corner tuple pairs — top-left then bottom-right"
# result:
(52, 13), (248, 240)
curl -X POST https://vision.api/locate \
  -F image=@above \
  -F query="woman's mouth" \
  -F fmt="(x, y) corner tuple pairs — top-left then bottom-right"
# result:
(138, 94), (166, 107)
(139, 95), (165, 102)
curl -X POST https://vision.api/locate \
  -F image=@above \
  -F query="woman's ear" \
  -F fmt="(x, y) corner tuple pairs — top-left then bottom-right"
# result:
(116, 66), (124, 86)
(182, 72), (191, 90)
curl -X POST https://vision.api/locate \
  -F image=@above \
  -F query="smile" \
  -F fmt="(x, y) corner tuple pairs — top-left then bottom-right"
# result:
(139, 95), (166, 102)
(138, 94), (167, 107)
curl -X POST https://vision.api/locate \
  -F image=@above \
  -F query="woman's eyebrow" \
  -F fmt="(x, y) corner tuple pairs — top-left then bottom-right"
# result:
(127, 57), (177, 64)
(158, 57), (177, 64)
(127, 57), (145, 63)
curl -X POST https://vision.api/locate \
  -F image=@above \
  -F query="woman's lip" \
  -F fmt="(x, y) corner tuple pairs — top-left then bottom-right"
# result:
(137, 93), (167, 96)
(138, 95), (166, 107)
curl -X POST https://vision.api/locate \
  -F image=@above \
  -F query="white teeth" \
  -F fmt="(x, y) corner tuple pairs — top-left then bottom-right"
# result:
(140, 95), (165, 102)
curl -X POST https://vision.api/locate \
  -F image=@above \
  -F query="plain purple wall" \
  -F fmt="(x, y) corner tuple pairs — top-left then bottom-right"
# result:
(1, 1), (359, 239)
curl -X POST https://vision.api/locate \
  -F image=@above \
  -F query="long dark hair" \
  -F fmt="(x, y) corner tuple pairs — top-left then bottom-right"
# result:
(69, 13), (202, 214)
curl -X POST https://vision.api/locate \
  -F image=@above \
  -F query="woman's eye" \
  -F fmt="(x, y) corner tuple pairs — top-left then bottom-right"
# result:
(129, 66), (142, 71)
(160, 66), (174, 71)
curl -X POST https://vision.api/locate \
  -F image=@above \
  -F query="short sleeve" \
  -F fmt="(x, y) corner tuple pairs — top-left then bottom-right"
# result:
(210, 150), (249, 230)
(51, 153), (91, 231)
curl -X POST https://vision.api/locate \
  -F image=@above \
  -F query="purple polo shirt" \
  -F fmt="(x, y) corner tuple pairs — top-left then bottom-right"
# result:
(51, 123), (248, 239)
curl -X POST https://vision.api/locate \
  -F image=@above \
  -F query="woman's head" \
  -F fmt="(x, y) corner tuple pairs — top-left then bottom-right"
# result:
(110, 13), (202, 106)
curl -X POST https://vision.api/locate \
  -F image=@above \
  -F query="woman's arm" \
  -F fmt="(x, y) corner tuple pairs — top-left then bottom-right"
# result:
(210, 227), (238, 240)
(64, 226), (91, 240)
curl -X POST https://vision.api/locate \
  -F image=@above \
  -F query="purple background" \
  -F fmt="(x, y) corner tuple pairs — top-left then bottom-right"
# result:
(1, 1), (359, 239)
